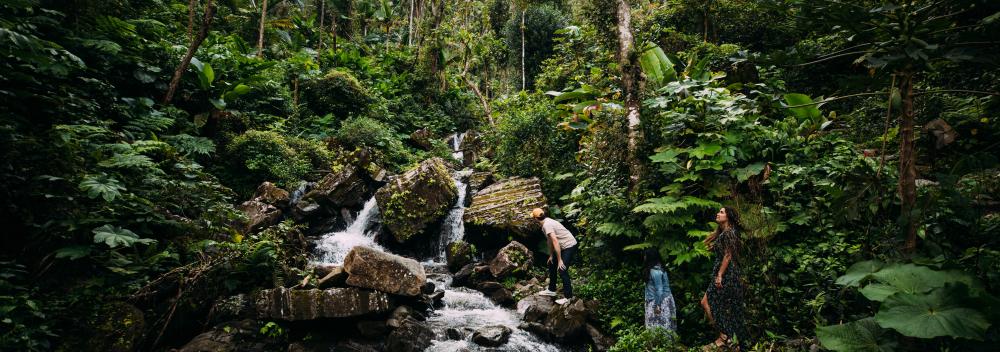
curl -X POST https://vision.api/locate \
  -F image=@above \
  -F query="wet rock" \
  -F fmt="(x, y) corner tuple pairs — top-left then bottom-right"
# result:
(207, 294), (253, 325)
(430, 290), (445, 308)
(517, 294), (556, 324)
(253, 181), (290, 209)
(293, 164), (371, 220)
(344, 246), (427, 296)
(463, 177), (547, 248)
(446, 327), (465, 340)
(421, 281), (436, 294)
(489, 241), (533, 278)
(375, 158), (458, 243)
(451, 263), (477, 288)
(237, 200), (282, 233)
(446, 240), (475, 273)
(387, 306), (415, 328)
(514, 278), (543, 299)
(543, 298), (589, 340)
(386, 318), (434, 352)
(88, 302), (144, 352)
(472, 325), (512, 347)
(586, 323), (615, 351)
(356, 320), (389, 339)
(254, 287), (393, 320)
(177, 320), (271, 352)
(476, 281), (514, 306)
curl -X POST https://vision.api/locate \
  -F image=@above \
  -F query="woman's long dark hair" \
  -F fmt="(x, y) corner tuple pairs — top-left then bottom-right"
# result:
(643, 247), (664, 281)
(706, 206), (744, 250)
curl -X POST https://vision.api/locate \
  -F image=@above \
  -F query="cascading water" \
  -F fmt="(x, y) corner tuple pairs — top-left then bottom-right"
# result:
(434, 169), (472, 262)
(312, 196), (383, 265)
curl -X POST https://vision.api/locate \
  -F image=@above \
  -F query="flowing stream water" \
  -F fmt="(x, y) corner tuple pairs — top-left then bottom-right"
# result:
(310, 135), (563, 351)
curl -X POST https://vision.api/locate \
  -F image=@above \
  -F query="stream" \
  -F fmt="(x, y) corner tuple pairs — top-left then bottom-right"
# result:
(309, 133), (563, 351)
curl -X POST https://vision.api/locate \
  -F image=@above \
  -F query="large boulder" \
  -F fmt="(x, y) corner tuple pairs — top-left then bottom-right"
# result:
(446, 240), (475, 273)
(343, 246), (427, 296)
(293, 164), (371, 220)
(489, 241), (533, 278)
(409, 128), (433, 150)
(254, 287), (393, 320)
(375, 158), (457, 243)
(543, 298), (589, 340)
(237, 200), (282, 234)
(463, 177), (547, 249)
(176, 320), (273, 352)
(476, 281), (515, 306)
(253, 182), (290, 209)
(517, 293), (556, 324)
(385, 317), (434, 352)
(467, 171), (495, 196)
(207, 294), (254, 326)
(472, 325), (512, 347)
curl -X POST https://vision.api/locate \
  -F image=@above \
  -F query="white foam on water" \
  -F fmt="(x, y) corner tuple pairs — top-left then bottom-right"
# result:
(312, 196), (382, 266)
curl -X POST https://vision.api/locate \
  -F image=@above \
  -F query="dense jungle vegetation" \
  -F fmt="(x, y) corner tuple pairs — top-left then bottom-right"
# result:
(2, 0), (999, 351)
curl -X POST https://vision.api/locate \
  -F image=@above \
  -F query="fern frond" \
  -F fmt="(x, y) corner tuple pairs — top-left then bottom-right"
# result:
(165, 134), (216, 156)
(595, 222), (641, 238)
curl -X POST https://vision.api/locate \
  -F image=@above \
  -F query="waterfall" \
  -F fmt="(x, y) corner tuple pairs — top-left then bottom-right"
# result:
(312, 196), (383, 265)
(451, 132), (466, 161)
(435, 170), (472, 262)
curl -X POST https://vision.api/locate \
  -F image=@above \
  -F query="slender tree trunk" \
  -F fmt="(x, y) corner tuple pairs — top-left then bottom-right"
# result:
(616, 0), (643, 192)
(164, 0), (215, 104)
(318, 0), (325, 50)
(462, 60), (493, 126)
(332, 14), (338, 53)
(256, 0), (268, 58)
(520, 8), (526, 91)
(408, 0), (415, 46)
(898, 70), (918, 253)
(187, 0), (196, 41)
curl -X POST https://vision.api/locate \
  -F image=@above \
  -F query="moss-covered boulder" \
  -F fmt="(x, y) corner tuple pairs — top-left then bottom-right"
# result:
(375, 158), (457, 243)
(467, 171), (495, 197)
(463, 177), (547, 248)
(293, 164), (371, 219)
(300, 69), (372, 118)
(489, 241), (533, 278)
(254, 287), (393, 320)
(344, 246), (426, 297)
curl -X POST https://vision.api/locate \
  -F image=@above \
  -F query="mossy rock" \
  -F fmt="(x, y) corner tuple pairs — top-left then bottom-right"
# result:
(375, 158), (457, 243)
(463, 177), (547, 250)
(446, 240), (476, 273)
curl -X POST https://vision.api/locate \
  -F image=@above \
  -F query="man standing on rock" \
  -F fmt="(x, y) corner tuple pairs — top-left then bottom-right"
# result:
(532, 208), (578, 305)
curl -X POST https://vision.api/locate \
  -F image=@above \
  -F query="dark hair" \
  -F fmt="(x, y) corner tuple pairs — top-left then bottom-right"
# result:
(643, 247), (664, 281)
(722, 206), (744, 233)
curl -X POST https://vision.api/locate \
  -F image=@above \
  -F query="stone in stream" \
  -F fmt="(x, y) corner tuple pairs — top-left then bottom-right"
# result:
(476, 281), (515, 306)
(292, 164), (372, 220)
(542, 298), (589, 341)
(254, 287), (393, 320)
(489, 241), (533, 278)
(343, 246), (427, 296)
(446, 240), (475, 273)
(446, 327), (465, 340)
(374, 157), (458, 243)
(471, 325), (513, 347)
(385, 317), (434, 352)
(463, 177), (547, 249)
(517, 293), (556, 324)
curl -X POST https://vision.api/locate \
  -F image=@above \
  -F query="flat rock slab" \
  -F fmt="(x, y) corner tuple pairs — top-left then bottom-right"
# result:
(463, 177), (547, 240)
(254, 287), (393, 320)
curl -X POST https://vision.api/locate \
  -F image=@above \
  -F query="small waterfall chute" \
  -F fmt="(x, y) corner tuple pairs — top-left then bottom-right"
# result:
(312, 196), (383, 266)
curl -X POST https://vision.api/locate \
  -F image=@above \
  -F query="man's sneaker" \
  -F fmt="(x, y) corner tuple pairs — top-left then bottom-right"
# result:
(537, 290), (557, 297)
(555, 298), (570, 305)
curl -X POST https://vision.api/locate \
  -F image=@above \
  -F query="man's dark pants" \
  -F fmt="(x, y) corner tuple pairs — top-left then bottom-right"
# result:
(548, 245), (577, 298)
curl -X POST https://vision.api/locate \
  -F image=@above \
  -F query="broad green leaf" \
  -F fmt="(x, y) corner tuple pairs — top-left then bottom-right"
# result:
(870, 263), (970, 296)
(836, 260), (885, 287)
(650, 149), (681, 164)
(92, 225), (156, 248)
(876, 285), (990, 340)
(688, 143), (722, 159)
(816, 317), (897, 352)
(731, 162), (766, 182)
(783, 93), (822, 120)
(78, 175), (125, 202)
(640, 43), (676, 89)
(859, 283), (899, 302)
(209, 98), (227, 110)
(232, 84), (251, 95)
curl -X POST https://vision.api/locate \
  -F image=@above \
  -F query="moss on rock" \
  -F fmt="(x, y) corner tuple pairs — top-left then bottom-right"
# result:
(375, 158), (457, 243)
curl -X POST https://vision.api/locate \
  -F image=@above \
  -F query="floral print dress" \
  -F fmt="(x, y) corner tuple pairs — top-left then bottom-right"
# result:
(645, 263), (677, 331)
(706, 228), (748, 348)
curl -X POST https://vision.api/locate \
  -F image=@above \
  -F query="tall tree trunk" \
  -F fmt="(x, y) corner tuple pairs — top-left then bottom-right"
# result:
(256, 0), (268, 58)
(616, 0), (643, 192)
(164, 0), (215, 104)
(187, 0), (196, 41)
(408, 0), (415, 46)
(318, 0), (325, 50)
(520, 8), (526, 91)
(898, 70), (918, 254)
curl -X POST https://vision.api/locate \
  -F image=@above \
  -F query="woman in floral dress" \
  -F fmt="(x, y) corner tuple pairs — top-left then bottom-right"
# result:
(701, 206), (748, 350)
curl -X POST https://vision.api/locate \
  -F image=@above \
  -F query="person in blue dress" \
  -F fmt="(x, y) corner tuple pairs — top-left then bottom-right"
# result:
(644, 247), (677, 332)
